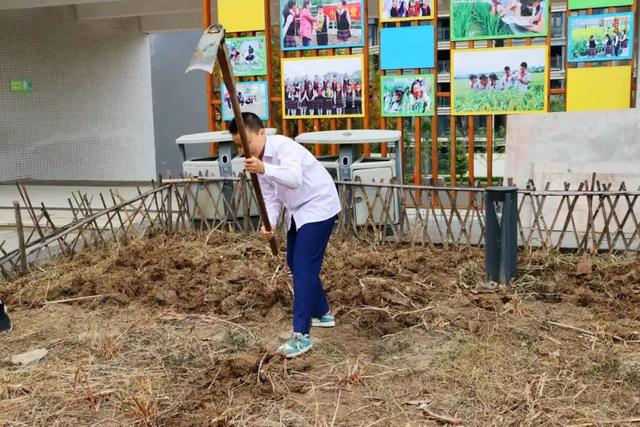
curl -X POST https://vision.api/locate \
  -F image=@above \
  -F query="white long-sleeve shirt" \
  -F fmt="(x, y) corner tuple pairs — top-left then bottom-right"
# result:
(258, 135), (341, 230)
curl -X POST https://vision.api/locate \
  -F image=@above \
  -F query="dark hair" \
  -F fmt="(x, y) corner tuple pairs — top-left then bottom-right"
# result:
(303, 0), (310, 8)
(489, 73), (498, 80)
(228, 112), (264, 135)
(342, 0), (347, 4)
(520, 62), (528, 68)
(469, 73), (477, 80)
(283, 0), (295, 21)
(504, 66), (511, 71)
(479, 73), (487, 80)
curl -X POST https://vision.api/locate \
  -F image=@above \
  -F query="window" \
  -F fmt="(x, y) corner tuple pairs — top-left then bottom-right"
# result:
(551, 12), (564, 38)
(550, 45), (564, 70)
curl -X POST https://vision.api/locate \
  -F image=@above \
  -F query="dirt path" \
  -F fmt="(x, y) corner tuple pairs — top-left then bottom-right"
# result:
(1, 232), (639, 425)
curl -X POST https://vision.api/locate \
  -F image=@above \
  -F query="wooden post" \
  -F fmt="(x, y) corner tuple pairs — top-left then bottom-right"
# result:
(203, 0), (217, 156)
(415, 116), (422, 184)
(363, 0), (371, 156)
(217, 41), (278, 256)
(487, 115), (493, 186)
(467, 41), (475, 187)
(167, 187), (173, 234)
(264, 0), (275, 129)
(431, 0), (439, 187)
(13, 201), (27, 273)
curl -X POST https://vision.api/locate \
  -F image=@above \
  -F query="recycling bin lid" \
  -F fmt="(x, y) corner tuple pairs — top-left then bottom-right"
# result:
(295, 129), (401, 145)
(176, 128), (277, 145)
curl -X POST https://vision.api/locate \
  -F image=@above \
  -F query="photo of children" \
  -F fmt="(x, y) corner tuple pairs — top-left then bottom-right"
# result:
(379, 0), (433, 22)
(451, 0), (548, 41)
(381, 75), (435, 117)
(222, 81), (269, 121)
(282, 55), (365, 118)
(568, 13), (634, 62)
(226, 36), (268, 76)
(451, 46), (548, 115)
(280, 0), (364, 51)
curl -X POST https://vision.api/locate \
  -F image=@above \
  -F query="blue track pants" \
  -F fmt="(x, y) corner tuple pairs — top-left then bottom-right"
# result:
(286, 216), (335, 335)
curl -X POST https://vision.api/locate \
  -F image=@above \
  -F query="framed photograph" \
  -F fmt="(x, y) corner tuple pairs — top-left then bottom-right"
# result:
(381, 74), (435, 117)
(451, 46), (549, 115)
(281, 55), (365, 119)
(280, 0), (365, 51)
(568, 12), (634, 63)
(226, 36), (268, 76)
(569, 0), (633, 9)
(222, 81), (269, 121)
(451, 0), (548, 41)
(380, 26), (435, 70)
(379, 0), (434, 22)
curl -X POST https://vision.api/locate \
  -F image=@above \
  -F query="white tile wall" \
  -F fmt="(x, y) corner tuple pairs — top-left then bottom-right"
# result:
(0, 6), (156, 181)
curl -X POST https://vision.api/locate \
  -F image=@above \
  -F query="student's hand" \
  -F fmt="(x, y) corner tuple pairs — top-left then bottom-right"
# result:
(245, 157), (265, 174)
(260, 226), (275, 241)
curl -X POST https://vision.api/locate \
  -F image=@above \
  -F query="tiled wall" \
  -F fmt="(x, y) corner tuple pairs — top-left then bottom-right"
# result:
(0, 6), (156, 182)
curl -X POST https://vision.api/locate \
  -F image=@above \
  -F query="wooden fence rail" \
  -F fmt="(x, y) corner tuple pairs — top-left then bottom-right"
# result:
(1, 177), (639, 279)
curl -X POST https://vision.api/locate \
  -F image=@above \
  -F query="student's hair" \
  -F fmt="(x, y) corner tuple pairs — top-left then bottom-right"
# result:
(411, 80), (421, 91)
(504, 66), (511, 71)
(228, 112), (264, 135)
(489, 73), (498, 80)
(469, 73), (477, 80)
(479, 73), (487, 80)
(520, 62), (528, 68)
(303, 0), (310, 8)
(342, 0), (347, 4)
(283, 0), (295, 20)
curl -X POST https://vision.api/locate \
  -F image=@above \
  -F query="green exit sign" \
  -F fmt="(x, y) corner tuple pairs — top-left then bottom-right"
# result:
(10, 79), (32, 93)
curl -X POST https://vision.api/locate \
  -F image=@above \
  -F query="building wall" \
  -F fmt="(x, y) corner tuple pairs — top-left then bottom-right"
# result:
(505, 110), (640, 236)
(150, 31), (209, 178)
(0, 6), (156, 182)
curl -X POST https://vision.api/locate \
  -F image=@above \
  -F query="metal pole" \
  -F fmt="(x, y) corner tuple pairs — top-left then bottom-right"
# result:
(485, 187), (518, 284)
(13, 201), (28, 274)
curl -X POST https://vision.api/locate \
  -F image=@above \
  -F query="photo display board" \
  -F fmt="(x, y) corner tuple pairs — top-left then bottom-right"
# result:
(451, 46), (549, 115)
(281, 55), (366, 119)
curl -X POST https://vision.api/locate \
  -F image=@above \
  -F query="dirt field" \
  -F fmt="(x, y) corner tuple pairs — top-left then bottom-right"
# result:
(1, 231), (640, 426)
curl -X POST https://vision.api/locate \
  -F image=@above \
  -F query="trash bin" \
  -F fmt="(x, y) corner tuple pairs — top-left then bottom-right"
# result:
(485, 186), (518, 284)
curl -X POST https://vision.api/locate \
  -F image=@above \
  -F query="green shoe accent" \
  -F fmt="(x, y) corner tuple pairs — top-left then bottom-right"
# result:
(276, 333), (312, 358)
(311, 313), (336, 328)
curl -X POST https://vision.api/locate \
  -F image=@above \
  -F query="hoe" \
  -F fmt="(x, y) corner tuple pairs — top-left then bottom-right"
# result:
(186, 24), (278, 256)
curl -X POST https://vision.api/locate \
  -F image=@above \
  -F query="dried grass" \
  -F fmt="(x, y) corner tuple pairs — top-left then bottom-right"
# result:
(1, 232), (639, 425)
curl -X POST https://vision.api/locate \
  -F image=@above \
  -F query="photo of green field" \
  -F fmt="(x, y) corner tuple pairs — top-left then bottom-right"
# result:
(568, 13), (633, 63)
(227, 36), (268, 77)
(451, 0), (548, 41)
(381, 74), (435, 117)
(453, 73), (545, 113)
(451, 46), (548, 115)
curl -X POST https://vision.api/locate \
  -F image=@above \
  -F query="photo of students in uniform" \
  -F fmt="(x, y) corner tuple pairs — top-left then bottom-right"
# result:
(222, 81), (269, 121)
(282, 55), (365, 118)
(381, 75), (435, 117)
(225, 36), (268, 76)
(451, 46), (548, 114)
(568, 13), (634, 62)
(451, 0), (548, 41)
(380, 0), (433, 22)
(280, 0), (364, 50)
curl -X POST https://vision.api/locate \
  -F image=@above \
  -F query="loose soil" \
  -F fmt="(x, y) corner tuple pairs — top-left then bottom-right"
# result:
(1, 231), (640, 426)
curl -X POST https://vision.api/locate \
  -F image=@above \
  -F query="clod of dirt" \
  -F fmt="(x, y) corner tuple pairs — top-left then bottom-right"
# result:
(154, 289), (179, 305)
(575, 258), (593, 277)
